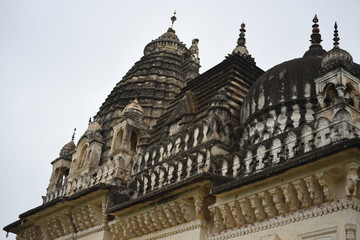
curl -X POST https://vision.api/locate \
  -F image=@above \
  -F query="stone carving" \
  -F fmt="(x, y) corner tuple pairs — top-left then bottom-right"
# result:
(107, 196), (204, 239)
(270, 187), (287, 215)
(259, 191), (277, 218)
(209, 168), (351, 234)
(163, 204), (177, 226)
(143, 212), (156, 232)
(194, 193), (205, 219)
(229, 200), (245, 226)
(281, 183), (300, 212)
(157, 207), (171, 228)
(345, 223), (357, 240)
(250, 194), (267, 221)
(293, 179), (312, 208)
(179, 199), (195, 222)
(219, 204), (236, 229)
(346, 163), (360, 197)
(189, 38), (199, 59)
(149, 209), (163, 230)
(170, 202), (185, 224)
(211, 207), (225, 232)
(240, 198), (255, 224)
(209, 197), (360, 239)
(316, 172), (334, 201)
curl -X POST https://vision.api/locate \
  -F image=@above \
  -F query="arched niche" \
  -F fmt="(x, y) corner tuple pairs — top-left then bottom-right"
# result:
(113, 128), (124, 153)
(130, 131), (139, 152)
(334, 109), (352, 122)
(54, 167), (69, 187)
(324, 83), (338, 107)
(78, 143), (89, 169)
(344, 82), (359, 108)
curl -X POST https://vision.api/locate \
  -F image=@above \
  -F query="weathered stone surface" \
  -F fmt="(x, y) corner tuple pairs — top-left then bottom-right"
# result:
(5, 16), (360, 240)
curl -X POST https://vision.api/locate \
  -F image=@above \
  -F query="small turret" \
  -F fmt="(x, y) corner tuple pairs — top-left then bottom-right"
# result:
(122, 99), (144, 121)
(59, 129), (76, 160)
(322, 22), (353, 70)
(45, 129), (76, 200)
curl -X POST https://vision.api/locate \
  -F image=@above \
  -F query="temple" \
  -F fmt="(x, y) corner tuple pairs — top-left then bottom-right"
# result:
(4, 14), (360, 240)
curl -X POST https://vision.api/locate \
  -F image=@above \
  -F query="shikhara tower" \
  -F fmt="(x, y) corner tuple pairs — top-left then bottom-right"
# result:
(4, 15), (360, 240)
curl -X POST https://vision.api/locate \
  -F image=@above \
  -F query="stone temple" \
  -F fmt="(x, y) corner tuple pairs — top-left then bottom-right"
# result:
(4, 14), (360, 240)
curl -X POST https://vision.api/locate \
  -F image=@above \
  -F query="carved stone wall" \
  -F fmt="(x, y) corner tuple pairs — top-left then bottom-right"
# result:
(208, 198), (360, 240)
(16, 198), (109, 240)
(235, 116), (360, 180)
(109, 188), (211, 240)
(45, 160), (124, 203)
(208, 156), (360, 239)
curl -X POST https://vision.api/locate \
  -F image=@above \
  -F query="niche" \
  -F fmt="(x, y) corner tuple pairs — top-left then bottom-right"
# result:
(324, 83), (338, 107)
(130, 131), (139, 152)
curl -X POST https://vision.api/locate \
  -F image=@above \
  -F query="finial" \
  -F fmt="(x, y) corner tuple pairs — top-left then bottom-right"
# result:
(232, 22), (249, 56)
(71, 128), (76, 141)
(313, 14), (318, 24)
(333, 21), (340, 48)
(237, 22), (246, 47)
(309, 14), (323, 49)
(171, 10), (177, 29)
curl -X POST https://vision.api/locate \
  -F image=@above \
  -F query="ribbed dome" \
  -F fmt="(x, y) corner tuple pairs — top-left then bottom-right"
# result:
(59, 140), (75, 159)
(158, 28), (180, 42)
(144, 28), (187, 56)
(241, 15), (328, 124)
(96, 28), (188, 129)
(94, 25), (194, 164)
(322, 22), (353, 71)
(241, 54), (324, 124)
(322, 47), (353, 70)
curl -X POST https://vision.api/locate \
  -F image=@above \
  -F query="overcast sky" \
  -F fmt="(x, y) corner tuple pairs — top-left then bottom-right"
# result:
(1, 1), (360, 239)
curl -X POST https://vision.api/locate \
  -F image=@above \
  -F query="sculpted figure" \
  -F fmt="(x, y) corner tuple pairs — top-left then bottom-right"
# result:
(189, 38), (199, 59)
(346, 164), (359, 196)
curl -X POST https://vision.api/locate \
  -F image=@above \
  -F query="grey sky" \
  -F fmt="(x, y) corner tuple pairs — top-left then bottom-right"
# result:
(1, 1), (359, 239)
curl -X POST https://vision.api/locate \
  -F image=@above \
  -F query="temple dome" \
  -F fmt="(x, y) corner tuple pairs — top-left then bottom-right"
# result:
(157, 28), (180, 42)
(241, 16), (327, 124)
(59, 140), (75, 159)
(321, 46), (353, 70)
(241, 54), (324, 123)
(321, 22), (353, 70)
(144, 28), (187, 56)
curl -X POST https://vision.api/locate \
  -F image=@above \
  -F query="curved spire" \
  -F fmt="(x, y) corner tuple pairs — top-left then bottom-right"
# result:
(333, 21), (340, 48)
(309, 14), (323, 49)
(232, 22), (249, 55)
